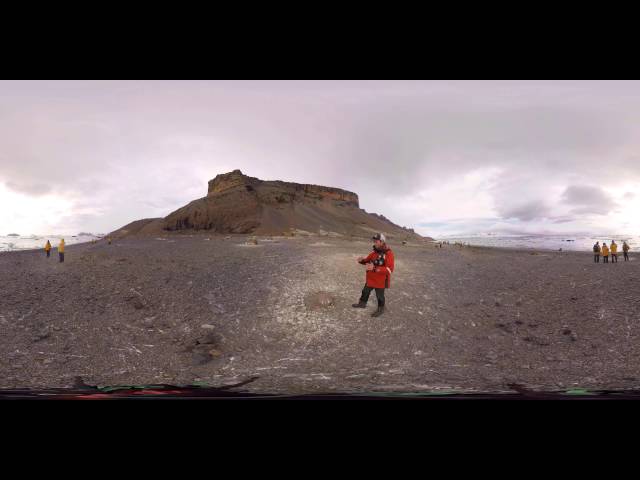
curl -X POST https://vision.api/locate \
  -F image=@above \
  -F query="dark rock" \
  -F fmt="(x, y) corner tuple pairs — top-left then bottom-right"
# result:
(496, 322), (513, 333)
(32, 330), (50, 342)
(196, 332), (221, 345)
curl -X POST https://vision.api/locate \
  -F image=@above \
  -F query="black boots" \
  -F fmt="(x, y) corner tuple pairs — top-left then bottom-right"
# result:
(353, 302), (385, 316)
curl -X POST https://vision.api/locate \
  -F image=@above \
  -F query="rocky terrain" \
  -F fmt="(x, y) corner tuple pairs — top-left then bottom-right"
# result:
(1, 234), (639, 394)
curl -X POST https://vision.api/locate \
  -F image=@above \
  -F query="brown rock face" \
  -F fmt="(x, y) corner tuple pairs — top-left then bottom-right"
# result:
(207, 169), (257, 196)
(117, 170), (429, 240)
(207, 169), (359, 207)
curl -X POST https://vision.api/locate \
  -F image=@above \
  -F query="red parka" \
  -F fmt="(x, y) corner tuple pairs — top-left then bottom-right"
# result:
(359, 245), (395, 289)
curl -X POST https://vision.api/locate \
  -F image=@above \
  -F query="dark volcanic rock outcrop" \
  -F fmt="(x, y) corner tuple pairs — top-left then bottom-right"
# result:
(120, 170), (429, 240)
(207, 170), (360, 206)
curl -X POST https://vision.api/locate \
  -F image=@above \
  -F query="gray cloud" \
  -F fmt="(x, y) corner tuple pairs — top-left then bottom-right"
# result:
(551, 216), (575, 224)
(497, 201), (552, 221)
(561, 185), (617, 216)
(5, 181), (52, 196)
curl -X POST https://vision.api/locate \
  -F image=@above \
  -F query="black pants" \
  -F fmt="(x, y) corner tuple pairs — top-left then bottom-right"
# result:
(612, 254), (618, 263)
(594, 254), (599, 263)
(59, 252), (64, 263)
(46, 250), (50, 258)
(360, 285), (385, 307)
(603, 256), (608, 263)
(624, 252), (629, 261)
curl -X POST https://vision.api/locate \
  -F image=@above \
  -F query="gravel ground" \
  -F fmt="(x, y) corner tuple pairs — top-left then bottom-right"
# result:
(1, 234), (639, 394)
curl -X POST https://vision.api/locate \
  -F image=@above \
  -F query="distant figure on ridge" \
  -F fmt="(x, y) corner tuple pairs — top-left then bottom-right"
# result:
(593, 241), (600, 263)
(352, 233), (395, 317)
(58, 238), (65, 263)
(45, 240), (51, 258)
(601, 242), (609, 264)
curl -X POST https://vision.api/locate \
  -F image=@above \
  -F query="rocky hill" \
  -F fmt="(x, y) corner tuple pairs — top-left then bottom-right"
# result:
(113, 170), (430, 241)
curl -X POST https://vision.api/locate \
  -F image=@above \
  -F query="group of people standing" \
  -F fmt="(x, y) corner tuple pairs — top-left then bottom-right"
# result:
(593, 240), (630, 263)
(44, 239), (65, 262)
(43, 236), (110, 262)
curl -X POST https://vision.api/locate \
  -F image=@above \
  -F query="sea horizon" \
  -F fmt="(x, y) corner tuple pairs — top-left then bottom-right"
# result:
(440, 233), (637, 252)
(0, 233), (103, 252)
(1, 231), (637, 253)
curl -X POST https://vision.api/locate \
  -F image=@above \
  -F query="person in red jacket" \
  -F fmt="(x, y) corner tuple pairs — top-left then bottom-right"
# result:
(352, 233), (395, 317)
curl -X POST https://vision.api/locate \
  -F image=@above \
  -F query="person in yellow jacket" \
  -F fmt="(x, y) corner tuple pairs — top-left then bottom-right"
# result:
(610, 240), (618, 263)
(623, 241), (630, 261)
(58, 238), (65, 263)
(44, 240), (52, 258)
(601, 242), (609, 263)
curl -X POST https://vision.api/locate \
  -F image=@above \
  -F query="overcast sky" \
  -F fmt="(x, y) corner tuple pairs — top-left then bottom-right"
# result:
(1, 80), (639, 237)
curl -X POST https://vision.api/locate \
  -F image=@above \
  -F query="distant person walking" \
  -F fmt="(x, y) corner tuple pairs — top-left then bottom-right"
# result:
(352, 233), (395, 317)
(610, 240), (618, 263)
(623, 241), (630, 261)
(45, 240), (51, 258)
(593, 241), (600, 263)
(602, 242), (609, 263)
(58, 238), (65, 263)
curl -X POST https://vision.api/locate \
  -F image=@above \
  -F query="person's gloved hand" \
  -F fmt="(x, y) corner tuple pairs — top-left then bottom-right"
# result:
(357, 256), (365, 263)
